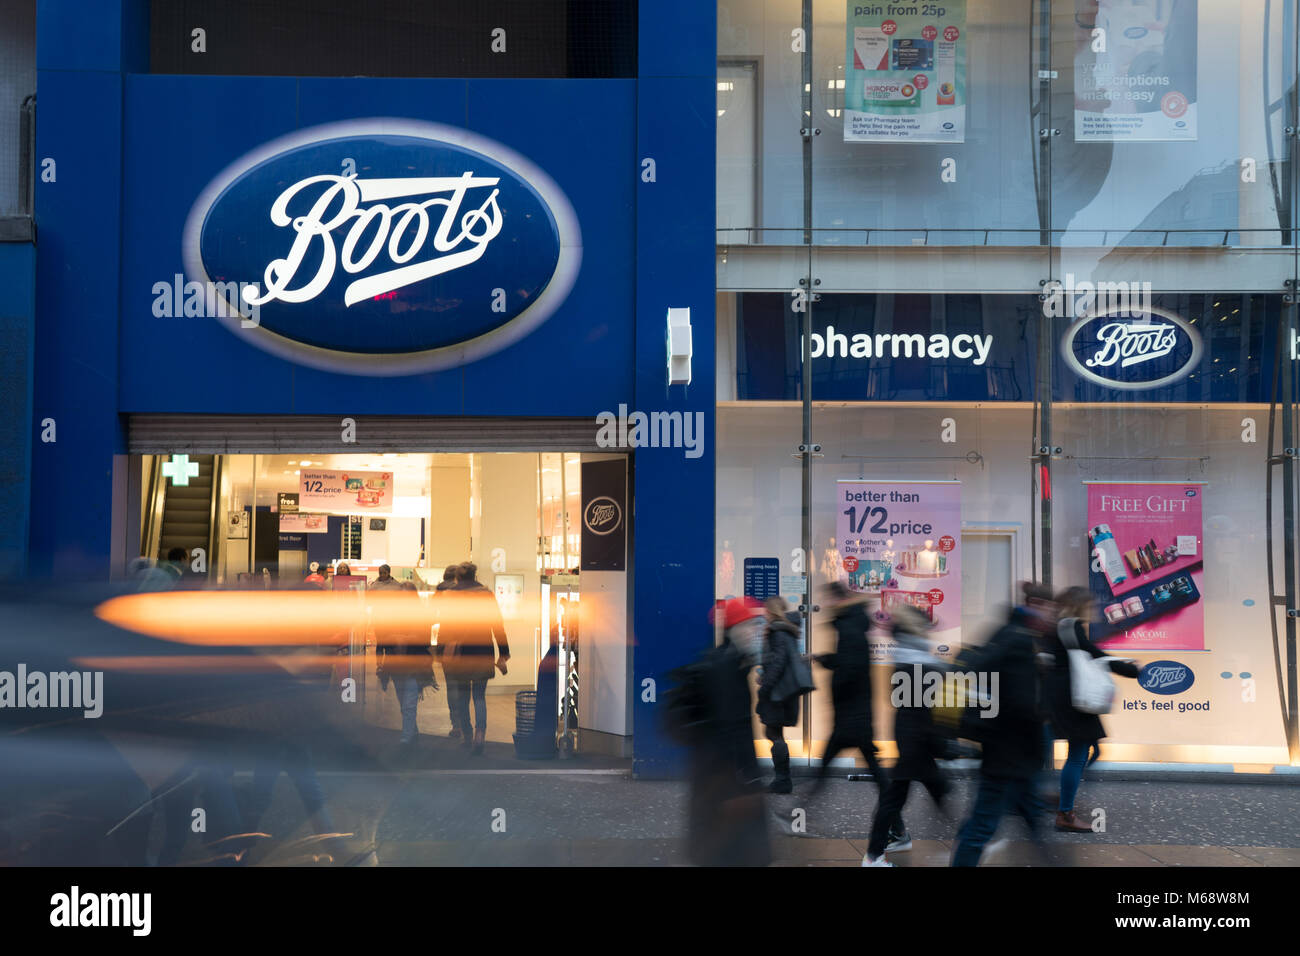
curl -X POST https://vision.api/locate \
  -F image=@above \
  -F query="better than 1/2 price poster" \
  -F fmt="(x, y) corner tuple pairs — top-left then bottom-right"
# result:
(845, 0), (968, 143)
(836, 480), (962, 656)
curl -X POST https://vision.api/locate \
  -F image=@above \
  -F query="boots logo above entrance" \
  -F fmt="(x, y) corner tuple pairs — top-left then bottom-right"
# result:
(583, 497), (622, 536)
(183, 120), (581, 376)
(1061, 306), (1202, 391)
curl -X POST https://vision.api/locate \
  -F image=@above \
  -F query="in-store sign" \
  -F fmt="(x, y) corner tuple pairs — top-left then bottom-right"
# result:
(583, 497), (622, 536)
(1061, 306), (1202, 391)
(184, 119), (581, 376)
(277, 492), (299, 513)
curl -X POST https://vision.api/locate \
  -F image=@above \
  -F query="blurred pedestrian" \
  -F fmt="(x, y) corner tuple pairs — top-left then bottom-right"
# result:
(673, 596), (770, 866)
(373, 564), (437, 746)
(862, 604), (953, 866)
(950, 583), (1055, 866)
(1045, 586), (1139, 832)
(440, 563), (509, 755)
(809, 583), (892, 802)
(756, 597), (810, 794)
(432, 565), (464, 740)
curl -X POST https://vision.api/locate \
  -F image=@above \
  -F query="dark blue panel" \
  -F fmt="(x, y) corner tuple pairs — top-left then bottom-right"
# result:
(632, 74), (716, 776)
(118, 75), (635, 416)
(1053, 293), (1272, 403)
(738, 293), (1039, 403)
(31, 70), (125, 577)
(0, 242), (35, 578)
(638, 0), (716, 78)
(38, 0), (125, 72)
(461, 79), (636, 416)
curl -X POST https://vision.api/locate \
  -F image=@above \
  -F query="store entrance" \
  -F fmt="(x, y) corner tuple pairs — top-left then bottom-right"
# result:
(132, 450), (600, 751)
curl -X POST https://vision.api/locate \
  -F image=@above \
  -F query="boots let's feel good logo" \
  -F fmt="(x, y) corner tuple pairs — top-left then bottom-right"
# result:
(183, 119), (582, 376)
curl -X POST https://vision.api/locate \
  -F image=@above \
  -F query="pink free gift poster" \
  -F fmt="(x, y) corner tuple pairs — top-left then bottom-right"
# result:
(1087, 482), (1204, 652)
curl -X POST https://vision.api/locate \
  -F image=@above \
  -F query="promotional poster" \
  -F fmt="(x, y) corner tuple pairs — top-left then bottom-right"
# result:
(279, 513), (329, 534)
(835, 480), (962, 657)
(1074, 0), (1198, 142)
(844, 0), (968, 143)
(298, 469), (394, 515)
(1085, 481), (1205, 650)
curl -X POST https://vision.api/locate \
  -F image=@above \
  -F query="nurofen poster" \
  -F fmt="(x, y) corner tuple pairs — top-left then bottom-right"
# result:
(1074, 0), (1198, 142)
(1085, 482), (1204, 651)
(844, 0), (967, 143)
(836, 480), (962, 658)
(299, 469), (393, 515)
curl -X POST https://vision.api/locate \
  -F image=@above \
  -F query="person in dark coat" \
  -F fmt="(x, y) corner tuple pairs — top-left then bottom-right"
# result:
(431, 566), (464, 740)
(950, 583), (1055, 867)
(862, 604), (953, 866)
(684, 597), (771, 866)
(373, 564), (436, 745)
(1045, 586), (1140, 832)
(809, 583), (891, 800)
(756, 597), (804, 794)
(439, 563), (509, 755)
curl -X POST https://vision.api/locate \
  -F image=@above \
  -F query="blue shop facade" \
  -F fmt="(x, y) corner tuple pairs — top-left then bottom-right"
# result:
(23, 0), (715, 775)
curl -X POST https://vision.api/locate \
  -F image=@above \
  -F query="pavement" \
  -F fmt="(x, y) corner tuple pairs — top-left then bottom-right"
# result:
(237, 733), (1300, 865)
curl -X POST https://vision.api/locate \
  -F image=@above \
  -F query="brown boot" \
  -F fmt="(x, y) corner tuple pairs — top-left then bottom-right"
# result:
(1055, 810), (1092, 833)
(471, 727), (486, 756)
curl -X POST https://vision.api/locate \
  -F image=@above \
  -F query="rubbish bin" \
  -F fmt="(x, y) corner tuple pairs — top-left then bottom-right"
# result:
(513, 690), (556, 759)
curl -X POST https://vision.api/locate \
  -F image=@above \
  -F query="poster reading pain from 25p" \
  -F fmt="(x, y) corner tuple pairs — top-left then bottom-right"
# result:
(845, 0), (967, 143)
(836, 480), (962, 657)
(1085, 482), (1205, 651)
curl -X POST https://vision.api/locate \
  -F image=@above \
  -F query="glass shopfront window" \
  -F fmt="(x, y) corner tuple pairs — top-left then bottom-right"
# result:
(718, 0), (1300, 768)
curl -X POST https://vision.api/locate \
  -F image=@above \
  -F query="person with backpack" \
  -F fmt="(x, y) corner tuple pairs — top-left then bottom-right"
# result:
(669, 596), (771, 866)
(950, 583), (1055, 867)
(756, 597), (811, 794)
(861, 604), (954, 867)
(1045, 586), (1139, 832)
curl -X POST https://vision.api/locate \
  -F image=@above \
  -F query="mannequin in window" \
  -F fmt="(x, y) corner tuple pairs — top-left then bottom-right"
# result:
(822, 537), (845, 583)
(717, 539), (736, 597)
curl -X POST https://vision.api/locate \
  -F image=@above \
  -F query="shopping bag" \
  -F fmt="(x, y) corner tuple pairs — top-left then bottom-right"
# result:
(1060, 618), (1116, 715)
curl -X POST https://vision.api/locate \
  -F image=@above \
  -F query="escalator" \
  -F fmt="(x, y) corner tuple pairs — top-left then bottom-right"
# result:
(143, 454), (222, 579)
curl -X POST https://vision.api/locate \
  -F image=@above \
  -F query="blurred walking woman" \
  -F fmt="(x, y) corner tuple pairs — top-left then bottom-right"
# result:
(757, 597), (809, 794)
(1046, 586), (1139, 832)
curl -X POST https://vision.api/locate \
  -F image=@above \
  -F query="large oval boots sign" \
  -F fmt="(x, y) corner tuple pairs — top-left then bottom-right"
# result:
(183, 119), (582, 375)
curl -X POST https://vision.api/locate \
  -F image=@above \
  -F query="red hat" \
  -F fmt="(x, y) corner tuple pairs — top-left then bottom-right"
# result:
(711, 596), (765, 630)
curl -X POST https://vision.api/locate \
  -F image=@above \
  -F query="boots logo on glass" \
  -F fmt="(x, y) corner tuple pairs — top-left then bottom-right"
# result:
(184, 119), (581, 376)
(1061, 306), (1202, 391)
(583, 497), (622, 536)
(1138, 661), (1195, 695)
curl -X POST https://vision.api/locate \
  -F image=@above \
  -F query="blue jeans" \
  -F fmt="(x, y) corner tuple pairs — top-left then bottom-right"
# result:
(952, 774), (1043, 867)
(453, 678), (488, 734)
(1059, 740), (1097, 812)
(444, 668), (462, 728)
(397, 677), (421, 742)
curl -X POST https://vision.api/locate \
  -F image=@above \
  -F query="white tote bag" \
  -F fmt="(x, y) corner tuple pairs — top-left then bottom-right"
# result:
(1059, 618), (1116, 715)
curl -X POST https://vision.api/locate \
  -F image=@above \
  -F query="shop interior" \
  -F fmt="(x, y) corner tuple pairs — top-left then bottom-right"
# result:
(136, 451), (595, 746)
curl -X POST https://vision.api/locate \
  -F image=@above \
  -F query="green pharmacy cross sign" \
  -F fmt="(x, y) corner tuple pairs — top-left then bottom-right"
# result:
(162, 454), (200, 486)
